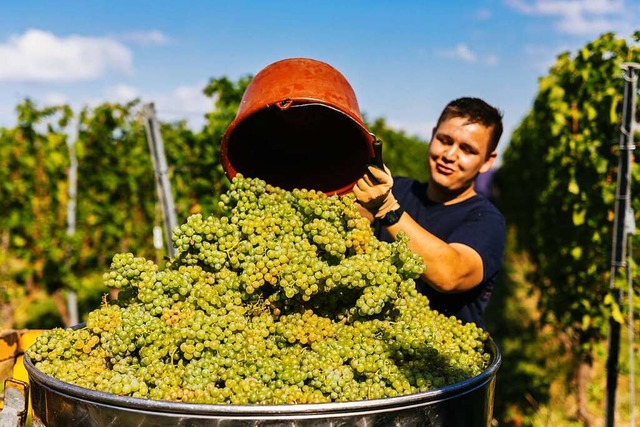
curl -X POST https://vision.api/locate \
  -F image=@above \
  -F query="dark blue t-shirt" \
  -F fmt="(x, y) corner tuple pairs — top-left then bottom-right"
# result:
(374, 177), (506, 329)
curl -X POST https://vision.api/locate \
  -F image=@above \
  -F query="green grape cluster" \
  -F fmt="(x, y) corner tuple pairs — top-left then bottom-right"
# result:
(27, 174), (491, 405)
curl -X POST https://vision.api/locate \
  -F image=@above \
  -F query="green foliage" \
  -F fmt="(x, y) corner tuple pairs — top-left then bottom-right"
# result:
(367, 117), (429, 182)
(487, 239), (640, 425)
(15, 291), (63, 330)
(76, 100), (157, 268)
(0, 99), (74, 294)
(203, 75), (253, 131)
(497, 31), (640, 354)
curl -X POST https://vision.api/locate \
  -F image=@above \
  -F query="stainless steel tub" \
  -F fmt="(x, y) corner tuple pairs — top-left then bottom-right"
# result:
(25, 339), (500, 427)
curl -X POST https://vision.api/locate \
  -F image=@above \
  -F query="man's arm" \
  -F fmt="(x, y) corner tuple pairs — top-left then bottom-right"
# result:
(353, 166), (484, 293)
(384, 212), (483, 292)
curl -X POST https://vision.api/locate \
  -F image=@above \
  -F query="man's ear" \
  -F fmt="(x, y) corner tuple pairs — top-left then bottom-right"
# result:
(479, 151), (497, 173)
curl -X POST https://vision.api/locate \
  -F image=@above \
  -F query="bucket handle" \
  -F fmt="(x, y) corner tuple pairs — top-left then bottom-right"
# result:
(277, 98), (294, 110)
(0, 378), (29, 427)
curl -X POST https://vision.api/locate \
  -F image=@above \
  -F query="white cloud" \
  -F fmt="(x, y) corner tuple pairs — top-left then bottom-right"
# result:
(119, 30), (169, 46)
(437, 44), (499, 65)
(0, 81), (211, 129)
(98, 82), (211, 127)
(145, 83), (210, 118)
(42, 91), (69, 105)
(554, 12), (621, 35)
(0, 29), (133, 82)
(81, 82), (210, 118)
(110, 84), (141, 102)
(439, 44), (478, 62)
(506, 0), (631, 36)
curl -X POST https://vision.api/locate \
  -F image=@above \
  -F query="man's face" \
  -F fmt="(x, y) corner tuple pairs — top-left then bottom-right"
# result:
(428, 116), (496, 194)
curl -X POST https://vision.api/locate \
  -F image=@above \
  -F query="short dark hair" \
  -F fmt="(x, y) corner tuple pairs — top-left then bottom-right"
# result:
(435, 97), (503, 154)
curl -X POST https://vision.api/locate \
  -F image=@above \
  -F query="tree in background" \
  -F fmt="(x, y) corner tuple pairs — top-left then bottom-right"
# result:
(76, 101), (157, 267)
(497, 31), (640, 424)
(0, 100), (74, 327)
(167, 75), (254, 219)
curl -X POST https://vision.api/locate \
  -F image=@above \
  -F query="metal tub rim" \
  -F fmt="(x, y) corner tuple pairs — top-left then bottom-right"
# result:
(24, 338), (501, 419)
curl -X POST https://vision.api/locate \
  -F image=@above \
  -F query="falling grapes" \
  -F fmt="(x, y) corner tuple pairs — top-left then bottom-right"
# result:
(27, 174), (490, 404)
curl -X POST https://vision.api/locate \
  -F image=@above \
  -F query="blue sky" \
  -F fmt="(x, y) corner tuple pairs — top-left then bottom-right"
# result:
(0, 1), (638, 163)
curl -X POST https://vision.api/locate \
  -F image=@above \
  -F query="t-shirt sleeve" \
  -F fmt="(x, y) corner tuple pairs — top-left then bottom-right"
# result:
(447, 208), (506, 282)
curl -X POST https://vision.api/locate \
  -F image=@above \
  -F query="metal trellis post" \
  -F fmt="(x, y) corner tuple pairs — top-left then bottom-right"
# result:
(605, 62), (639, 427)
(66, 126), (79, 326)
(142, 103), (178, 259)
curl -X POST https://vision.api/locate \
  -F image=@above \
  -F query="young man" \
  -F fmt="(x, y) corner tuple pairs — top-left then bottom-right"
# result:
(353, 97), (505, 329)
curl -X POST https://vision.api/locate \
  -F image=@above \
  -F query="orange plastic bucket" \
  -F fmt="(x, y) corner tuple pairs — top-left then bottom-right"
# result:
(220, 58), (375, 195)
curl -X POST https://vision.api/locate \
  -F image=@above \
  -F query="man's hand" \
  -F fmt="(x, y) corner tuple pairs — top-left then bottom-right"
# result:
(353, 165), (400, 219)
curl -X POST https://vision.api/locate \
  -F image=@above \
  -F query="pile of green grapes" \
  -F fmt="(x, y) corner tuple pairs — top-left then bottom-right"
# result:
(27, 175), (490, 404)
